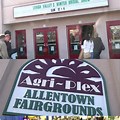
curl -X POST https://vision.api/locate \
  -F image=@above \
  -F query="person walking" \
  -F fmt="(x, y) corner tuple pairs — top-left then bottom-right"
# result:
(4, 30), (18, 59)
(79, 35), (94, 59)
(0, 34), (9, 59)
(93, 33), (105, 59)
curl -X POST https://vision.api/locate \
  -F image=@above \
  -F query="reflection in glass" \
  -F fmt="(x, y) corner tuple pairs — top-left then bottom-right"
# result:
(36, 32), (44, 55)
(47, 31), (56, 55)
(17, 33), (25, 56)
(110, 26), (120, 54)
(70, 28), (80, 54)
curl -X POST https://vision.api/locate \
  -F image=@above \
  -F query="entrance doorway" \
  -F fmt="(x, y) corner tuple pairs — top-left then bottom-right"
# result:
(107, 20), (120, 59)
(34, 27), (59, 59)
(15, 30), (27, 59)
(67, 24), (94, 59)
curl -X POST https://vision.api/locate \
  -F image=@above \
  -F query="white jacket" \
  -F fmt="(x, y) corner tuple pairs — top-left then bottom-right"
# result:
(82, 40), (94, 53)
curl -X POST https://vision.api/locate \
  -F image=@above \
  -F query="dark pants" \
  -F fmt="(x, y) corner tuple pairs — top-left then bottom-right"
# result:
(0, 56), (2, 59)
(93, 52), (100, 59)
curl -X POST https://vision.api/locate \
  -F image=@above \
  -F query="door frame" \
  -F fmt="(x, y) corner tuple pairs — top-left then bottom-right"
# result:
(33, 27), (59, 59)
(67, 23), (94, 59)
(106, 20), (120, 59)
(67, 24), (81, 59)
(15, 30), (27, 59)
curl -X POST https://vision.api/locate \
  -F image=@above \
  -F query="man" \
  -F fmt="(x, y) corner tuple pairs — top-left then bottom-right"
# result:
(0, 34), (9, 59)
(4, 30), (18, 59)
(93, 33), (105, 59)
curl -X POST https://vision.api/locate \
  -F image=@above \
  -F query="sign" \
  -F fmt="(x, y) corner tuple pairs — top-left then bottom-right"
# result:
(14, 0), (109, 18)
(4, 59), (110, 116)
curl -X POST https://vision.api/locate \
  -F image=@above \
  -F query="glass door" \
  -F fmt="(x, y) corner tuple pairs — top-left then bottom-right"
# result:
(35, 29), (45, 58)
(107, 21), (120, 59)
(67, 24), (94, 59)
(67, 25), (81, 59)
(15, 30), (27, 59)
(34, 27), (59, 59)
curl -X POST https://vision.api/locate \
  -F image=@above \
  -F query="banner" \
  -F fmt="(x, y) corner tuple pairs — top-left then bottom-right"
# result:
(14, 0), (109, 18)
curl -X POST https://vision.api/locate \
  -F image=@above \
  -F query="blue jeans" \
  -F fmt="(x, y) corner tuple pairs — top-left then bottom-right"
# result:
(91, 52), (93, 59)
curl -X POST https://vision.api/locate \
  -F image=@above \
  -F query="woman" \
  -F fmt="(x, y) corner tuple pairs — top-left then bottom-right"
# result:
(0, 34), (9, 59)
(79, 35), (94, 59)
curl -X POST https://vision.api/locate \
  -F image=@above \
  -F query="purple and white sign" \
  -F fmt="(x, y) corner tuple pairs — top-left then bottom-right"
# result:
(4, 59), (109, 116)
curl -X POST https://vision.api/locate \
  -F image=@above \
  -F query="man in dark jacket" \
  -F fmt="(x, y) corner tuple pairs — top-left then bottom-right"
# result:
(93, 33), (105, 59)
(4, 30), (18, 58)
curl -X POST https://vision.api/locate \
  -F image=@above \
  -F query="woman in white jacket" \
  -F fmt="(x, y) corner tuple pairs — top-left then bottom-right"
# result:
(80, 35), (94, 59)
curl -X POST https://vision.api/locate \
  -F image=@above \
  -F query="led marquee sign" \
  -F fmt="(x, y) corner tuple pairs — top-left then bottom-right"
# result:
(4, 59), (110, 116)
(14, 0), (109, 18)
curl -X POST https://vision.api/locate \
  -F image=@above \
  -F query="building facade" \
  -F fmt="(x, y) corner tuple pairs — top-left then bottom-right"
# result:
(1, 0), (120, 59)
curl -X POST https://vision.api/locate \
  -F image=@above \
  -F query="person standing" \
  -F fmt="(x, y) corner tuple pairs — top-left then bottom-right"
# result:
(93, 33), (105, 59)
(4, 30), (18, 58)
(82, 35), (94, 59)
(0, 34), (9, 59)
(78, 35), (94, 59)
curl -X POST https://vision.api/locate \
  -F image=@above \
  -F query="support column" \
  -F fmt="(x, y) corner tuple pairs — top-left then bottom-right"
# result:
(0, 0), (3, 33)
